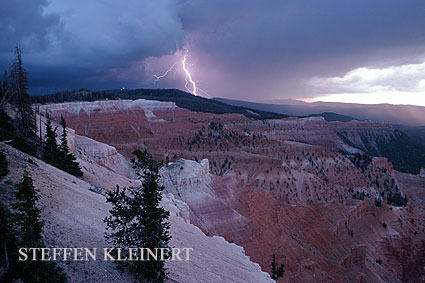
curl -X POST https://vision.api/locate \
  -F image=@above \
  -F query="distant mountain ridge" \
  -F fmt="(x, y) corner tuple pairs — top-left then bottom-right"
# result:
(213, 97), (425, 127)
(31, 89), (361, 123)
(31, 89), (287, 120)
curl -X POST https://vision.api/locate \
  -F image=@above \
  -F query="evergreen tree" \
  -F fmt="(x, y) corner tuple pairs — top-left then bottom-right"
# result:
(0, 151), (8, 177)
(59, 116), (69, 154)
(0, 201), (18, 280)
(104, 149), (171, 282)
(58, 116), (83, 177)
(13, 171), (43, 247)
(271, 254), (285, 280)
(42, 116), (83, 176)
(44, 117), (59, 166)
(2, 172), (68, 282)
(9, 44), (36, 139)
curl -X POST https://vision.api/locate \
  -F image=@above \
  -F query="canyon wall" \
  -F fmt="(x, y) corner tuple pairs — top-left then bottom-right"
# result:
(39, 99), (425, 282)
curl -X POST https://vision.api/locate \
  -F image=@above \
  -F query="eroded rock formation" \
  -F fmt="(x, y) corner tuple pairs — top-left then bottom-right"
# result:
(39, 99), (425, 282)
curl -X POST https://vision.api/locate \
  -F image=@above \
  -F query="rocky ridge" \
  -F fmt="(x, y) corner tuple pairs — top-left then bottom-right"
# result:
(0, 140), (272, 282)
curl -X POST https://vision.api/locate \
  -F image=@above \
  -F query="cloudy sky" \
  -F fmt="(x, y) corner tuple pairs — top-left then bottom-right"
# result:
(1, 0), (425, 106)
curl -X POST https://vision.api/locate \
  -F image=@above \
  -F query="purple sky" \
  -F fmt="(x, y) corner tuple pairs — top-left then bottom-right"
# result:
(1, 0), (425, 104)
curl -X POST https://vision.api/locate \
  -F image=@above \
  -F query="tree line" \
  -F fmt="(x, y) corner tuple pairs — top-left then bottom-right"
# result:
(44, 116), (82, 177)
(0, 45), (82, 177)
(31, 89), (115, 104)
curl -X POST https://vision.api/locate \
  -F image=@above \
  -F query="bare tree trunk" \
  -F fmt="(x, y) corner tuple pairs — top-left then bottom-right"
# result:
(39, 105), (42, 143)
(3, 243), (9, 271)
(0, 87), (12, 110)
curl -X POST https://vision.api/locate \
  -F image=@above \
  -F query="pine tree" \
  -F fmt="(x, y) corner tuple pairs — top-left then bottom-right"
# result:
(9, 44), (36, 139)
(271, 254), (285, 280)
(0, 201), (16, 275)
(44, 117), (59, 166)
(0, 151), (8, 177)
(104, 149), (171, 282)
(13, 171), (43, 247)
(7, 172), (68, 282)
(42, 116), (83, 176)
(59, 116), (69, 154)
(58, 116), (83, 177)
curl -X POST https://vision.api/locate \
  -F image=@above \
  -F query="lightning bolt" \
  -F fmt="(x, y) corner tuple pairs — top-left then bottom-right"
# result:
(182, 49), (197, 96)
(153, 62), (178, 83)
(153, 49), (204, 96)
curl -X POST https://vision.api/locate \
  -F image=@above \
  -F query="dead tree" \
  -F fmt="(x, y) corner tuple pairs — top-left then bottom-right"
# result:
(9, 44), (36, 139)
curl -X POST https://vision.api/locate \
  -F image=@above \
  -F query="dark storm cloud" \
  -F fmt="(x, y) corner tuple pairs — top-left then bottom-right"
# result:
(1, 0), (424, 98)
(0, 0), (60, 52)
(179, 0), (425, 99)
(182, 0), (425, 67)
(43, 0), (184, 67)
(0, 0), (184, 93)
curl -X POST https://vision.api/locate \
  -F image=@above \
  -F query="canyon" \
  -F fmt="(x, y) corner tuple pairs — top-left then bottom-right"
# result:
(15, 98), (424, 282)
